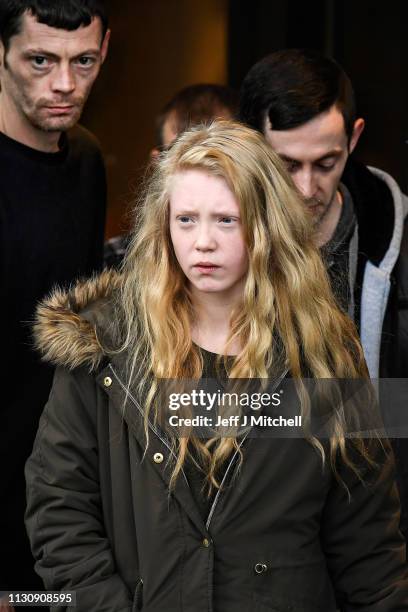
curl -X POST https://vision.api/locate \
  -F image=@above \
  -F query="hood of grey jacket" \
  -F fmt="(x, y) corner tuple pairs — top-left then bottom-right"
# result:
(358, 167), (407, 377)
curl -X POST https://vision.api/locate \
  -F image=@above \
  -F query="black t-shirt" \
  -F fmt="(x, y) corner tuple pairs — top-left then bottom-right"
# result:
(321, 184), (357, 314)
(1, 125), (106, 359)
(0, 124), (106, 589)
(184, 348), (233, 522)
(1, 124), (106, 370)
(1, 122), (106, 426)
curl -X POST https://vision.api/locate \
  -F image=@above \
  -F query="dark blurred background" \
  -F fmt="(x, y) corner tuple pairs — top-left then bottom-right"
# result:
(81, 0), (408, 238)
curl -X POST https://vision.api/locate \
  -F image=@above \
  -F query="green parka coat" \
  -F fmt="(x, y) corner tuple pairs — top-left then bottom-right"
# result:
(25, 272), (408, 611)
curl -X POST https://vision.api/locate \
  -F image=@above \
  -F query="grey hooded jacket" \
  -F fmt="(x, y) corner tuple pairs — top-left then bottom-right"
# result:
(341, 159), (408, 378)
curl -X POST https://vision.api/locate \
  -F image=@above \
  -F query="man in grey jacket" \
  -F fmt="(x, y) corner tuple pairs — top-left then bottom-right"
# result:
(239, 47), (408, 539)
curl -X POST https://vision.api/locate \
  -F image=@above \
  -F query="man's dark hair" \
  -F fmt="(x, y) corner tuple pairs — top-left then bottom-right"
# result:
(239, 48), (356, 141)
(156, 83), (239, 148)
(0, 0), (108, 51)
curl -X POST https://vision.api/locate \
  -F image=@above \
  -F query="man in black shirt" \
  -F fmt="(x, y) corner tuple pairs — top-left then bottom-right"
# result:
(0, 0), (110, 601)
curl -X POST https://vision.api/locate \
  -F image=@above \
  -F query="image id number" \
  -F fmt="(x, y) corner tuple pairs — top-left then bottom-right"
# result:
(6, 592), (76, 607)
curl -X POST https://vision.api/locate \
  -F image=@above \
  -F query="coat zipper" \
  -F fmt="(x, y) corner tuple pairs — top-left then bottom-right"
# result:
(205, 431), (249, 530)
(205, 369), (289, 531)
(134, 577), (143, 611)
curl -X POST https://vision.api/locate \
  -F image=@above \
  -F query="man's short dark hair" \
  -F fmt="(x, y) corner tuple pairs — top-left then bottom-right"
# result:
(0, 0), (108, 51)
(239, 48), (356, 141)
(156, 83), (239, 148)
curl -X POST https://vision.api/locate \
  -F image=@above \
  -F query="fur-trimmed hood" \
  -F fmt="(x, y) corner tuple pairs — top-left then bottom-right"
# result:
(34, 269), (122, 372)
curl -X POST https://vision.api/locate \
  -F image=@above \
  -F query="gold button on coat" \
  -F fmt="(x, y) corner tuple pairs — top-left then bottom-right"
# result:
(103, 376), (112, 387)
(153, 452), (164, 464)
(202, 538), (210, 548)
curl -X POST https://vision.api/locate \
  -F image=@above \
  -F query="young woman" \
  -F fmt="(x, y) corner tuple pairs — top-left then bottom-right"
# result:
(26, 122), (407, 611)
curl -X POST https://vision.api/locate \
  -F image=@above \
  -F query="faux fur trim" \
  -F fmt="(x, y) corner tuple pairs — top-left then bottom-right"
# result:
(34, 269), (122, 371)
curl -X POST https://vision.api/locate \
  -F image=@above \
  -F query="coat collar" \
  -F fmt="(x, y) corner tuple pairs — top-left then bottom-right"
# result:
(33, 268), (122, 371)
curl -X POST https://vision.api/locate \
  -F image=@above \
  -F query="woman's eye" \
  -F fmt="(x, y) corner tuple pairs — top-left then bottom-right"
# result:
(220, 217), (235, 224)
(285, 161), (299, 173)
(178, 216), (192, 223)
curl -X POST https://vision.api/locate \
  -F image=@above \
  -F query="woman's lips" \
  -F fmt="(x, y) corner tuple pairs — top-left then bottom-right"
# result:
(194, 263), (220, 273)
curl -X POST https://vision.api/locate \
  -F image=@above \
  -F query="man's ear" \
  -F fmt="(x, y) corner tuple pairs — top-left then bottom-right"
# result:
(100, 29), (110, 64)
(349, 118), (365, 153)
(0, 40), (5, 69)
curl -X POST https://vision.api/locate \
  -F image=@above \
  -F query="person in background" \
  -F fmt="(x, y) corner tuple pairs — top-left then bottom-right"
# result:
(239, 47), (408, 540)
(104, 83), (239, 269)
(0, 0), (110, 603)
(152, 82), (239, 156)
